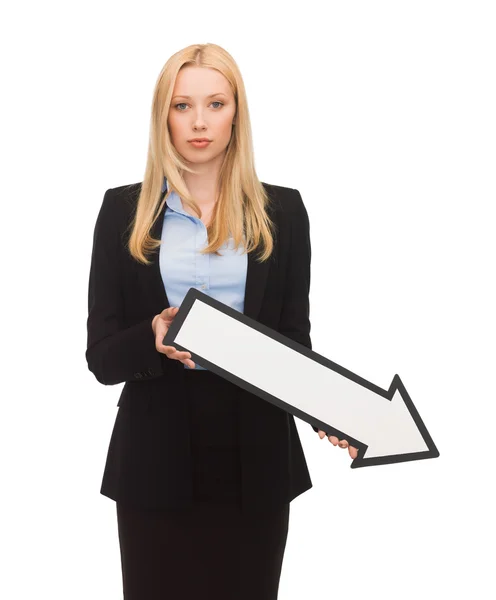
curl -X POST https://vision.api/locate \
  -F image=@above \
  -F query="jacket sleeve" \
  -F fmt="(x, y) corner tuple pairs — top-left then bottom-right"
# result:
(278, 189), (320, 433)
(85, 189), (175, 386)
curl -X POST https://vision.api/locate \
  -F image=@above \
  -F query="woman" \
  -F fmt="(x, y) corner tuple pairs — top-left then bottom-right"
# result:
(86, 42), (357, 600)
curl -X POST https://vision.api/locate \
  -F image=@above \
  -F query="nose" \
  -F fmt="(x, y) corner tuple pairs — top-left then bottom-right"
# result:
(192, 109), (207, 129)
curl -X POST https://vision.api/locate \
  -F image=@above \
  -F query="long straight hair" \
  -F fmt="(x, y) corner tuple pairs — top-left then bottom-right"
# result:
(126, 43), (276, 265)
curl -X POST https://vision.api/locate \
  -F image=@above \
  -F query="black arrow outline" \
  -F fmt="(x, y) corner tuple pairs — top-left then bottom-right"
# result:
(164, 288), (440, 468)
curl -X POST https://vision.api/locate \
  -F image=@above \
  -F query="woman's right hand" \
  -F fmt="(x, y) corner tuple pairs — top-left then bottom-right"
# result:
(152, 307), (196, 369)
(317, 429), (358, 459)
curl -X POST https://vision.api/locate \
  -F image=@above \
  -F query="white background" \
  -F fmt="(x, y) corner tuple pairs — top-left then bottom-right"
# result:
(2, 1), (495, 598)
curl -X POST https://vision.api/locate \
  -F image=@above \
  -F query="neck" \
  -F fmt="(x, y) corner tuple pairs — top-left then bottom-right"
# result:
(182, 152), (224, 207)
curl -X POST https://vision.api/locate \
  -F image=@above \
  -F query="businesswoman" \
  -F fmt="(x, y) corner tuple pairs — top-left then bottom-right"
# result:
(86, 42), (357, 600)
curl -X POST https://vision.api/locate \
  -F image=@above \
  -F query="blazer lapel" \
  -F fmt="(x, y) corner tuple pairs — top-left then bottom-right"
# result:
(244, 244), (270, 321)
(146, 188), (270, 322)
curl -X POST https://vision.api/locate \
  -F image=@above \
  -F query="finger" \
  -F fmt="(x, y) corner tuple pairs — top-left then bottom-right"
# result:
(318, 430), (326, 439)
(161, 345), (181, 355)
(164, 347), (191, 361)
(349, 446), (358, 459)
(159, 307), (178, 324)
(329, 436), (339, 446)
(180, 355), (195, 367)
(156, 341), (173, 353)
(161, 345), (176, 352)
(338, 439), (349, 449)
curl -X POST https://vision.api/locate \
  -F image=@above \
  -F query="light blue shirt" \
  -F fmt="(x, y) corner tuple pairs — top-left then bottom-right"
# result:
(159, 177), (248, 370)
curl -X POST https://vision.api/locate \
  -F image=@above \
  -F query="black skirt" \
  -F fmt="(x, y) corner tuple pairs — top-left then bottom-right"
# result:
(116, 369), (290, 600)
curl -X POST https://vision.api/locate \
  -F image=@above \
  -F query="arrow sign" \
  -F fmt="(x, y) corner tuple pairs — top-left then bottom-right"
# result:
(164, 288), (440, 468)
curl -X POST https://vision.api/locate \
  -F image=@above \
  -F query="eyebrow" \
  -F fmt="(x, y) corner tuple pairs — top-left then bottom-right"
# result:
(172, 93), (228, 100)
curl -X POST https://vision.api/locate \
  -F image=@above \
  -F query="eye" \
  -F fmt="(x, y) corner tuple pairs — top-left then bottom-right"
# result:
(174, 101), (224, 111)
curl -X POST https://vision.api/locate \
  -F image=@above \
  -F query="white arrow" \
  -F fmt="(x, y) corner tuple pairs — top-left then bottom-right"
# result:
(164, 289), (440, 468)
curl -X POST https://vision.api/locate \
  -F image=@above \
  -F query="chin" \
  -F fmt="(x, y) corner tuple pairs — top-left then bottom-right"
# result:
(184, 147), (223, 163)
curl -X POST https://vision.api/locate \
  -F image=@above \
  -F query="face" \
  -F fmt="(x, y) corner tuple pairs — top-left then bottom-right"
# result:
(167, 66), (236, 166)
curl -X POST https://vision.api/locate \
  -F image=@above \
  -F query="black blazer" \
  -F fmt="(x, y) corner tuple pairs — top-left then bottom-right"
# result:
(86, 180), (317, 514)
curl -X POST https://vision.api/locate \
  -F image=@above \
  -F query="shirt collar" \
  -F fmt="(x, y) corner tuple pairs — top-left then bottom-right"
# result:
(161, 176), (185, 214)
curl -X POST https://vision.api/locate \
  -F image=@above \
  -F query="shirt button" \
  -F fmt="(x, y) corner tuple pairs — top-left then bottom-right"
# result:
(201, 284), (206, 289)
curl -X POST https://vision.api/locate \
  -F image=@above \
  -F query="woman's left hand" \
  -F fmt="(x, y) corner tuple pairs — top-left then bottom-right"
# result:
(317, 430), (358, 459)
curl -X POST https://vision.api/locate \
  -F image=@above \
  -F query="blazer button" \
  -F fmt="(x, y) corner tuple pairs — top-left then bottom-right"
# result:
(134, 372), (143, 379)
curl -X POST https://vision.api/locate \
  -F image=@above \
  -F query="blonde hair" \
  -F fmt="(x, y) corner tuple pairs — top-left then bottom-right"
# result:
(126, 43), (276, 265)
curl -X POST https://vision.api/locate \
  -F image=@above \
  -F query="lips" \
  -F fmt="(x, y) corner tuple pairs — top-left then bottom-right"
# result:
(189, 140), (212, 149)
(189, 139), (211, 142)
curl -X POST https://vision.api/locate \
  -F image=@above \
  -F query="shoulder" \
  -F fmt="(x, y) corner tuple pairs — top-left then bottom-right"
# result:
(102, 182), (142, 212)
(102, 180), (306, 219)
(97, 183), (142, 233)
(92, 184), (142, 243)
(261, 182), (306, 220)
